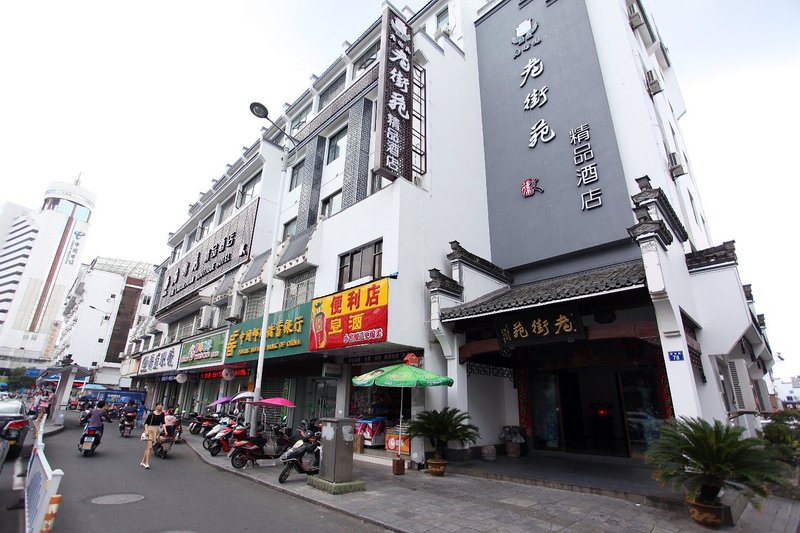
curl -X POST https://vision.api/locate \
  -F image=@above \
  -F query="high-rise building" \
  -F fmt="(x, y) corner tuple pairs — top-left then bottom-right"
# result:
(0, 181), (95, 371)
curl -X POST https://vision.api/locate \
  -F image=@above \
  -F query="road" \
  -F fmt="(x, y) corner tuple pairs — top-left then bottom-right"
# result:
(1, 412), (385, 533)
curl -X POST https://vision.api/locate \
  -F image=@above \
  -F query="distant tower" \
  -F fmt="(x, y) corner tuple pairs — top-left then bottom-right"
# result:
(0, 181), (96, 370)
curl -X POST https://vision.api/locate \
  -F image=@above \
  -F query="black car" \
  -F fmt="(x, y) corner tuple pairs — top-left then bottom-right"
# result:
(0, 399), (30, 460)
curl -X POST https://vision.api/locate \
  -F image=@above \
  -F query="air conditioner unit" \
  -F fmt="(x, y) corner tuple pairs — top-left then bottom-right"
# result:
(628, 3), (644, 30)
(668, 152), (687, 178)
(646, 69), (663, 96)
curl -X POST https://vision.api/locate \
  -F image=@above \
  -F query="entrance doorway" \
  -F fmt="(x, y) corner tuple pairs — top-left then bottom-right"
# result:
(530, 367), (661, 457)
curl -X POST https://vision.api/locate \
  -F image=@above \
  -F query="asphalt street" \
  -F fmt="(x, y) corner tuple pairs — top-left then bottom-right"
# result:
(2, 413), (386, 533)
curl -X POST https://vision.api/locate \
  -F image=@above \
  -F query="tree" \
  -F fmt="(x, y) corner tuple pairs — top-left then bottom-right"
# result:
(7, 367), (37, 391)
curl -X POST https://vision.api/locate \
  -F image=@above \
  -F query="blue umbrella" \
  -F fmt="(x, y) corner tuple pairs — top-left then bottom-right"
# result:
(82, 384), (106, 390)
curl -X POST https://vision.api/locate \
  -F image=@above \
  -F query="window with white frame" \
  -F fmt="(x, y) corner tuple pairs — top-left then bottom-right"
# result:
(283, 268), (316, 309)
(196, 214), (213, 242)
(289, 160), (305, 191)
(338, 240), (382, 291)
(237, 172), (262, 207)
(318, 73), (346, 110)
(321, 190), (342, 218)
(355, 41), (380, 74)
(244, 289), (266, 321)
(436, 7), (449, 32)
(291, 104), (312, 134)
(327, 127), (348, 164)
(219, 196), (236, 223)
(283, 218), (297, 241)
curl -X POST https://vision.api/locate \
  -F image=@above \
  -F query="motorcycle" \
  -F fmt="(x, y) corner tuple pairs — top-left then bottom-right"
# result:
(202, 415), (235, 449)
(229, 422), (293, 469)
(188, 412), (215, 435)
(208, 419), (247, 457)
(119, 412), (136, 437)
(78, 423), (103, 456)
(278, 422), (321, 483)
(199, 413), (224, 437)
(152, 426), (177, 459)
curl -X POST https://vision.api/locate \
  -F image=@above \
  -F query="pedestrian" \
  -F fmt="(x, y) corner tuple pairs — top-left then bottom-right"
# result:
(163, 408), (177, 437)
(140, 402), (165, 469)
(136, 401), (146, 428)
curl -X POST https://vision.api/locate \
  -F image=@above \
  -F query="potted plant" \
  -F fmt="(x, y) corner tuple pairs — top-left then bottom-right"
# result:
(499, 425), (526, 457)
(406, 407), (480, 476)
(646, 416), (783, 527)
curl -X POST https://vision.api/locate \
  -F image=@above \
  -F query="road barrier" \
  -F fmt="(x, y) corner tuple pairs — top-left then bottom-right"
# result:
(24, 416), (64, 533)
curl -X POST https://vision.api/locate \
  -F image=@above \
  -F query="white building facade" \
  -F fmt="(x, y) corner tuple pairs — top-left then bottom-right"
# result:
(53, 257), (157, 387)
(122, 0), (774, 463)
(0, 181), (95, 372)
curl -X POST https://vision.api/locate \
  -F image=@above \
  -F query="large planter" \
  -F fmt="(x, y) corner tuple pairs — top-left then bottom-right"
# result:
(506, 442), (521, 458)
(481, 445), (497, 461)
(686, 499), (725, 528)
(427, 458), (447, 477)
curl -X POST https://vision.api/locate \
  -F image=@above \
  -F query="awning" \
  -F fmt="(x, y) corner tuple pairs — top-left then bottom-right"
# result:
(441, 259), (646, 322)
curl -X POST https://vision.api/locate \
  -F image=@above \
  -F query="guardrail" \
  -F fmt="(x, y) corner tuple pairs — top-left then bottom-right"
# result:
(25, 415), (64, 533)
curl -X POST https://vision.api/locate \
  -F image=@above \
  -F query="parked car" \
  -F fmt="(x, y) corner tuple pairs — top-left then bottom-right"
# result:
(0, 431), (9, 474)
(0, 399), (30, 459)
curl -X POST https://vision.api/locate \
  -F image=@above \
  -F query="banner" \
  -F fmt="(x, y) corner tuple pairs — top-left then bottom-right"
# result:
(309, 278), (388, 351)
(178, 332), (226, 369)
(225, 303), (311, 362)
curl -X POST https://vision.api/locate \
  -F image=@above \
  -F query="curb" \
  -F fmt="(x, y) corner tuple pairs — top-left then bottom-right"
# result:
(183, 437), (403, 533)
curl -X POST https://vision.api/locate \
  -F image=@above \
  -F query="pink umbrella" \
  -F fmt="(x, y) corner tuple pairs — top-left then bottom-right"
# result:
(207, 396), (234, 407)
(245, 397), (295, 408)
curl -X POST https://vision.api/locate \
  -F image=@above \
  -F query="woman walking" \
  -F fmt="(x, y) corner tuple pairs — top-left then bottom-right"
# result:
(140, 402), (165, 469)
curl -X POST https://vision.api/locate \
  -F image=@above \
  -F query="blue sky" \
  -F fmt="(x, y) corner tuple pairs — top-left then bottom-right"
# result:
(1, 0), (798, 376)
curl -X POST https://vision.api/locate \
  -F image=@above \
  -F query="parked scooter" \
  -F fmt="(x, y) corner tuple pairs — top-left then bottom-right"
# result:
(208, 419), (248, 457)
(278, 421), (321, 483)
(202, 414), (236, 449)
(229, 422), (293, 469)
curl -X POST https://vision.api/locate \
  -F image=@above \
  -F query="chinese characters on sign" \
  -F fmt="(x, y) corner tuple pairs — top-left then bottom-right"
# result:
(374, 6), (414, 182)
(64, 230), (86, 266)
(225, 303), (310, 362)
(138, 345), (179, 375)
(521, 177), (544, 197)
(494, 306), (584, 347)
(571, 123), (602, 210)
(156, 200), (258, 314)
(178, 332), (226, 368)
(668, 351), (684, 362)
(309, 278), (389, 351)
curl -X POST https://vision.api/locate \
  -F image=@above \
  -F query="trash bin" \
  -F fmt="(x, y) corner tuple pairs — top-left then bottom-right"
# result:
(319, 418), (355, 483)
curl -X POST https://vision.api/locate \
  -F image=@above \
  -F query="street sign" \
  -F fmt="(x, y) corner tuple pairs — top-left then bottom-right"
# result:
(668, 351), (684, 361)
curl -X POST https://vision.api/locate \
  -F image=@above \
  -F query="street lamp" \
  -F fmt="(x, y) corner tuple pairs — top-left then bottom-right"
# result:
(248, 102), (298, 437)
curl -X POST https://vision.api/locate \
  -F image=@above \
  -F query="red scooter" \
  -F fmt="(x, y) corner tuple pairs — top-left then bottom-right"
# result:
(229, 423), (293, 469)
(208, 421), (247, 457)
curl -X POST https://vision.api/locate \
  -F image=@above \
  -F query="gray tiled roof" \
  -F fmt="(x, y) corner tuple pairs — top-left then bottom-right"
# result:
(212, 270), (237, 298)
(278, 226), (315, 267)
(240, 250), (271, 285)
(441, 259), (646, 321)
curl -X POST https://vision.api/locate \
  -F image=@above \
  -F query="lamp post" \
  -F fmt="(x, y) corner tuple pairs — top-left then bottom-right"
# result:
(248, 102), (297, 437)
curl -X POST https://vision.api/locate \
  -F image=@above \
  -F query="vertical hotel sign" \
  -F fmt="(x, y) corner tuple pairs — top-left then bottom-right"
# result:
(309, 278), (389, 351)
(374, 5), (414, 182)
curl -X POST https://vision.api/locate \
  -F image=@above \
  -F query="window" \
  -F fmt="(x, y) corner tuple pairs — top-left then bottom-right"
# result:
(219, 196), (235, 223)
(436, 7), (449, 32)
(196, 215), (213, 242)
(244, 289), (266, 321)
(355, 41), (380, 74)
(289, 160), (305, 191)
(171, 242), (183, 264)
(142, 295), (152, 306)
(321, 190), (342, 218)
(327, 127), (348, 164)
(338, 240), (382, 290)
(283, 218), (297, 241)
(283, 269), (316, 309)
(237, 172), (262, 207)
(291, 105), (311, 134)
(318, 73), (346, 110)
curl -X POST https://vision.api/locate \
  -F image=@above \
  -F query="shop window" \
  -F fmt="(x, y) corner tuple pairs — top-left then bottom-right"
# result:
(289, 160), (304, 191)
(338, 240), (382, 290)
(327, 127), (348, 165)
(283, 268), (316, 309)
(320, 190), (342, 218)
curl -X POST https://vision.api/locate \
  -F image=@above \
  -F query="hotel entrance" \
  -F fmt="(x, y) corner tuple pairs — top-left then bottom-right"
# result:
(530, 364), (665, 458)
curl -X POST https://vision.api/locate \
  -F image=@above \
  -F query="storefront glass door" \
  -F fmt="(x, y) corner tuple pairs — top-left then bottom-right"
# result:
(531, 372), (561, 450)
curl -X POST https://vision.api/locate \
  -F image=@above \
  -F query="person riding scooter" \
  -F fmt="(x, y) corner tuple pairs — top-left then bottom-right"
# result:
(82, 400), (112, 443)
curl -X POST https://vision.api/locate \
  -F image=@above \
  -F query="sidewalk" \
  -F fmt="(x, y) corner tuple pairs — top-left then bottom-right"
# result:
(181, 433), (800, 532)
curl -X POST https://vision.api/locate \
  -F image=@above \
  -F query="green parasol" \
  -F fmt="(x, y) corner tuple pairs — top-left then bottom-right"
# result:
(352, 358), (453, 460)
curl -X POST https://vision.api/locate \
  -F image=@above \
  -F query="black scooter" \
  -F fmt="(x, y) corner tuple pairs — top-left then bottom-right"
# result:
(278, 422), (321, 483)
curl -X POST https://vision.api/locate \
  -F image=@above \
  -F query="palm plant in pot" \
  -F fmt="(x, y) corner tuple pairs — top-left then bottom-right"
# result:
(406, 407), (480, 476)
(646, 416), (783, 527)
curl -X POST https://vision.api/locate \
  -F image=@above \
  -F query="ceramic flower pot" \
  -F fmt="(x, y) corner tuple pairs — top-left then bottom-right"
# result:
(427, 458), (447, 476)
(686, 498), (725, 528)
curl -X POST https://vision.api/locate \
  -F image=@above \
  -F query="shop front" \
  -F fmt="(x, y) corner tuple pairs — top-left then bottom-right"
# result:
(176, 329), (227, 414)
(136, 343), (180, 408)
